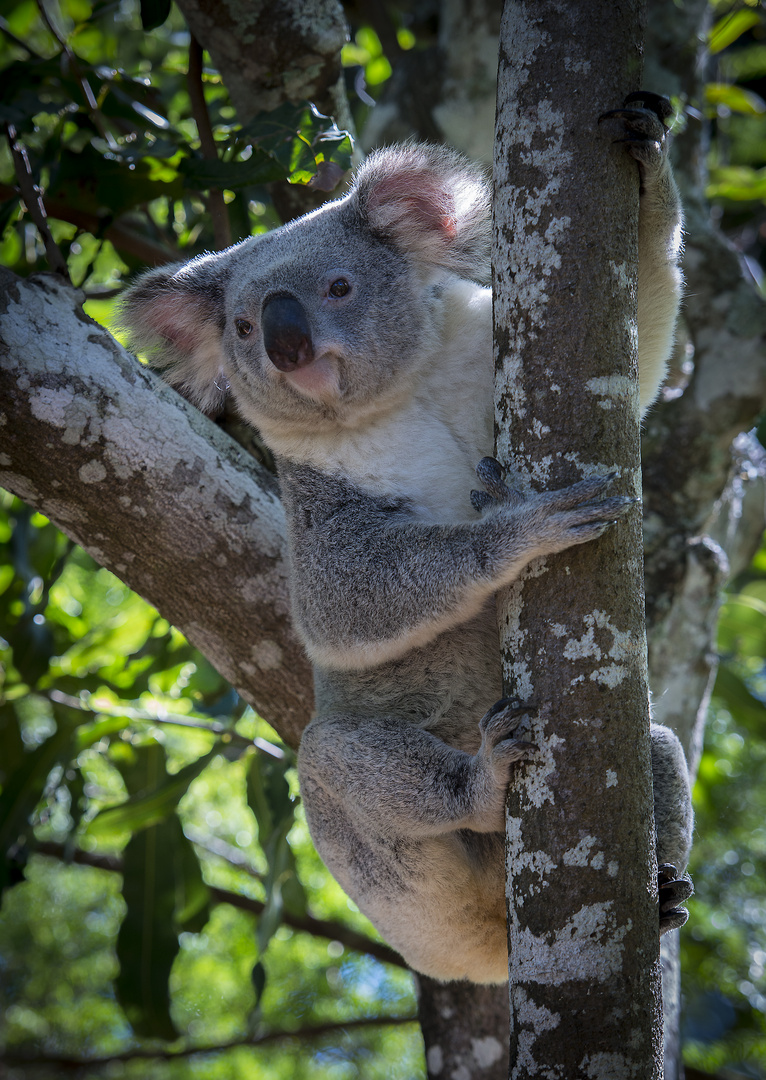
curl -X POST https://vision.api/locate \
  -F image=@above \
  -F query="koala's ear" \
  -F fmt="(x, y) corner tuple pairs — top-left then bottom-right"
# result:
(119, 251), (231, 414)
(350, 144), (490, 282)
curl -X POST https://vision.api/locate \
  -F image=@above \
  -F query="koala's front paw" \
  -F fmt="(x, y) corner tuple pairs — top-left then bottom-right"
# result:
(471, 457), (635, 555)
(658, 863), (694, 934)
(599, 91), (674, 189)
(469, 697), (537, 831)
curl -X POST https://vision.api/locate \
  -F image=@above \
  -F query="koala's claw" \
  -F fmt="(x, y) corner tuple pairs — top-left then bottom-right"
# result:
(474, 456), (518, 504)
(658, 863), (694, 934)
(470, 488), (495, 514)
(479, 699), (537, 761)
(623, 91), (674, 124)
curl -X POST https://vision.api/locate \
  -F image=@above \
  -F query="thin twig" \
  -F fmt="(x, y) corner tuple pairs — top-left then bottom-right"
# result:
(36, 0), (118, 151)
(0, 14), (42, 57)
(4, 123), (69, 277)
(0, 1013), (417, 1070)
(187, 34), (232, 250)
(31, 840), (406, 968)
(2, 185), (178, 265)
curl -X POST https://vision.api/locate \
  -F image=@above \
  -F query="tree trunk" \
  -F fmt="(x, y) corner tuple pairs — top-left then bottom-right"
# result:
(417, 977), (510, 1079)
(493, 2), (663, 1077)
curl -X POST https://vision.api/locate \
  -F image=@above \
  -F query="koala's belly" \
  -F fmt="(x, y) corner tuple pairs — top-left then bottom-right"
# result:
(313, 604), (503, 754)
(306, 791), (508, 983)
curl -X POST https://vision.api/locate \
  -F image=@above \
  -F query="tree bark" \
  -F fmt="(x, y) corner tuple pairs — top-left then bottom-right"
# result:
(493, 2), (663, 1077)
(0, 269), (313, 749)
(417, 977), (510, 1079)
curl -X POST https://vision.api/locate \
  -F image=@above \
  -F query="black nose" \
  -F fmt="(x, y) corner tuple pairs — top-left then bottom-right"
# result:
(262, 294), (314, 372)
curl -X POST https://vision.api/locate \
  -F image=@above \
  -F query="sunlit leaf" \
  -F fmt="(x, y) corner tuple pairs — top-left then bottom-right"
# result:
(705, 83), (766, 116)
(709, 10), (762, 55)
(86, 743), (219, 837)
(116, 814), (182, 1038)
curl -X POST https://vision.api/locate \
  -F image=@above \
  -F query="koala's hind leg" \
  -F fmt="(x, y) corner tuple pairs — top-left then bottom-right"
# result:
(298, 712), (514, 982)
(298, 704), (533, 842)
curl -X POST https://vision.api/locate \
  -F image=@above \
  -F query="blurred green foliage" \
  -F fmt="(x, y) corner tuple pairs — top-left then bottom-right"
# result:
(706, 0), (766, 290)
(0, 493), (419, 1077)
(0, 0), (765, 1077)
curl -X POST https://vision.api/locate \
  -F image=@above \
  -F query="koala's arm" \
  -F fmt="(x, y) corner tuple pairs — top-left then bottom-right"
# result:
(609, 93), (684, 414)
(650, 722), (693, 873)
(281, 461), (632, 671)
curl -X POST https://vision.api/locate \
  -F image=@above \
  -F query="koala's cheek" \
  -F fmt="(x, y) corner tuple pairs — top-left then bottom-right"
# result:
(280, 353), (341, 402)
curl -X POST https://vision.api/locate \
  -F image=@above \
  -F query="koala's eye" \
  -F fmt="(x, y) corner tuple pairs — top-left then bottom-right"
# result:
(328, 278), (350, 299)
(235, 318), (253, 338)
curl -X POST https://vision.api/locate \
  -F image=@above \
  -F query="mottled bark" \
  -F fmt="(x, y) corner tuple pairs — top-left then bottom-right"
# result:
(174, 0), (353, 222)
(417, 977), (509, 1079)
(0, 269), (313, 749)
(361, 0), (501, 162)
(493, 2), (663, 1078)
(174, 0), (351, 129)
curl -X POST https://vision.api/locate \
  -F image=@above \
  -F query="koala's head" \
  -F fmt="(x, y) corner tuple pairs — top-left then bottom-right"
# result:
(121, 144), (490, 445)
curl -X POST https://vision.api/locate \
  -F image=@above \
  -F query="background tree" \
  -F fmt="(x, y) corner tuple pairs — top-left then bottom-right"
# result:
(0, 2), (765, 1079)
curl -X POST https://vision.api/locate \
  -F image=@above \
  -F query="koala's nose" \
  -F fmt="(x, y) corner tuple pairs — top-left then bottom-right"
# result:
(262, 293), (315, 372)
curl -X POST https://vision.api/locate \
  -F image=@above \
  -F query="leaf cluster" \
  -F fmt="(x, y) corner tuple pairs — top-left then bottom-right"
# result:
(0, 0), (353, 293)
(0, 495), (418, 1076)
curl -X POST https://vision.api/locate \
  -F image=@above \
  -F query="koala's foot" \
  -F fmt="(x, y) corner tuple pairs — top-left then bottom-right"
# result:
(471, 457), (635, 553)
(599, 91), (673, 189)
(658, 863), (694, 934)
(469, 698), (537, 831)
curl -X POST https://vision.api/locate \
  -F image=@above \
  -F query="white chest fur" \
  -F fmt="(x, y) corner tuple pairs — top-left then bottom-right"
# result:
(269, 279), (495, 521)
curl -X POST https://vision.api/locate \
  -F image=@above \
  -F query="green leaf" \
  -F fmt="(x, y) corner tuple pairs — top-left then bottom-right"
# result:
(707, 165), (766, 203)
(86, 743), (218, 838)
(709, 10), (762, 55)
(178, 151), (286, 191)
(0, 702), (25, 786)
(175, 829), (210, 932)
(251, 959), (267, 1006)
(48, 145), (184, 218)
(139, 0), (172, 32)
(116, 814), (182, 1039)
(705, 83), (766, 116)
(717, 592), (766, 657)
(0, 718), (74, 885)
(246, 749), (307, 937)
(713, 664), (766, 735)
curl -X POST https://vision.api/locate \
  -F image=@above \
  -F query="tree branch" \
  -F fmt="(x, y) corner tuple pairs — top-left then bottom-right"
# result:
(32, 839), (404, 968)
(0, 184), (178, 267)
(186, 35), (231, 250)
(0, 1014), (417, 1070)
(0, 271), (313, 748)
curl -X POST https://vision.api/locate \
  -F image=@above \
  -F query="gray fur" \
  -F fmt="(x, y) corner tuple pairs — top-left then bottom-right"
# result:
(122, 131), (692, 984)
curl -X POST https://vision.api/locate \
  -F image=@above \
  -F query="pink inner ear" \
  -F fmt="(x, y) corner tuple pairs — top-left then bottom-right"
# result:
(146, 291), (206, 352)
(367, 169), (457, 239)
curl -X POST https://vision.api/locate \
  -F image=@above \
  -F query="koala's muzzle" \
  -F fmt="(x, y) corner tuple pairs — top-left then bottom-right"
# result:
(262, 294), (314, 372)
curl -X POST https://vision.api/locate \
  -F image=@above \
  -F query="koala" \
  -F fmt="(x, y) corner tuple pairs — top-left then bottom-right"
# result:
(122, 93), (693, 984)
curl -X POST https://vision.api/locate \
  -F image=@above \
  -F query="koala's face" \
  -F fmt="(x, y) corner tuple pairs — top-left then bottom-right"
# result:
(122, 144), (490, 444)
(219, 205), (438, 432)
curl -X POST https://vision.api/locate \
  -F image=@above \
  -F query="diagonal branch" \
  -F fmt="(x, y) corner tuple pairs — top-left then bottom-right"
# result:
(0, 1014), (417, 1069)
(0, 270), (313, 748)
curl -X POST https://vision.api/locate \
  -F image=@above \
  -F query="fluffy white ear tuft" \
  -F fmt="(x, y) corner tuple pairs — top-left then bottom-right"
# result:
(120, 253), (231, 415)
(351, 144), (490, 282)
